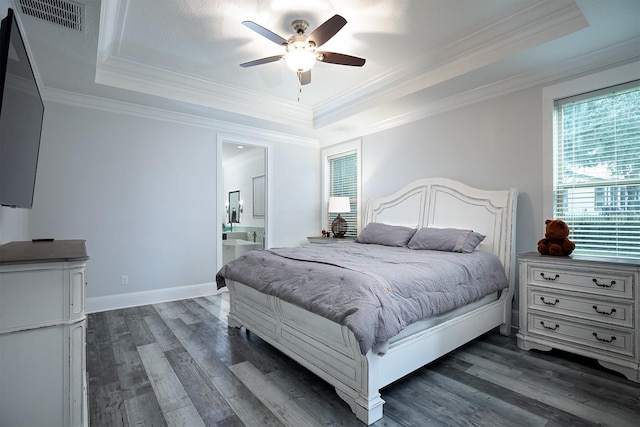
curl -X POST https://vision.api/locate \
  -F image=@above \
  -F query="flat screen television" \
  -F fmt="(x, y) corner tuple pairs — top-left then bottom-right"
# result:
(0, 8), (44, 208)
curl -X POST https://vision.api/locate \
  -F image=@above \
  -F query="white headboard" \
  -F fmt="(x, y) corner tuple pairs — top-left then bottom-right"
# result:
(363, 177), (518, 283)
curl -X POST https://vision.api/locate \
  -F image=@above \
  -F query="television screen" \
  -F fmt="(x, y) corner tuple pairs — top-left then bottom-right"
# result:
(0, 8), (44, 208)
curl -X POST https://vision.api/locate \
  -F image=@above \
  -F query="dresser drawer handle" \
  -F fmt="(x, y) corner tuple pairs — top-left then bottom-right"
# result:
(540, 297), (559, 306)
(540, 321), (559, 330)
(593, 332), (616, 343)
(540, 273), (559, 281)
(592, 305), (617, 316)
(592, 278), (616, 288)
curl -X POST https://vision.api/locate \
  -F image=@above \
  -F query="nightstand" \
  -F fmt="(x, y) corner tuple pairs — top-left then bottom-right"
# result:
(307, 236), (355, 244)
(517, 252), (639, 382)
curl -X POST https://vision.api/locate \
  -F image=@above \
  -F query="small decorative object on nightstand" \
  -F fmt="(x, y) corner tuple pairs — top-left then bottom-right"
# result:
(328, 196), (350, 238)
(517, 252), (639, 382)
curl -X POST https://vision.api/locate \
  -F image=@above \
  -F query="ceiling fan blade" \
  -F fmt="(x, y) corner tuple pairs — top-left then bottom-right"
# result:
(242, 21), (287, 45)
(307, 14), (347, 48)
(318, 52), (366, 67)
(240, 55), (284, 67)
(298, 70), (311, 85)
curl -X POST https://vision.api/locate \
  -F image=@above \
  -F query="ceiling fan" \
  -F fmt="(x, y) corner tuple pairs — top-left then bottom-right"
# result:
(240, 14), (366, 86)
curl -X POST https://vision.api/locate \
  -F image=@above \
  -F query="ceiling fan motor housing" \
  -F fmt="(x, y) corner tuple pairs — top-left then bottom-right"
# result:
(291, 19), (309, 34)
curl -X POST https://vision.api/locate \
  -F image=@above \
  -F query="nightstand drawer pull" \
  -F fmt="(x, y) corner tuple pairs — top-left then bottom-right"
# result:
(592, 278), (616, 288)
(592, 305), (616, 316)
(540, 297), (559, 306)
(540, 273), (559, 281)
(593, 332), (616, 343)
(540, 321), (559, 330)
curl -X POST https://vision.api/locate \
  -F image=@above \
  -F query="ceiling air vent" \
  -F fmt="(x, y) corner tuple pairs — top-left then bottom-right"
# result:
(18, 0), (83, 32)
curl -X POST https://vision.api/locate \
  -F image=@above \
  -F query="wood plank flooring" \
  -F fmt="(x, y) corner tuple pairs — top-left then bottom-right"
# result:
(87, 291), (640, 426)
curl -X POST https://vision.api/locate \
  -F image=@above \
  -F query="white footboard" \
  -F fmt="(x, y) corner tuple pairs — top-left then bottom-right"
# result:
(227, 280), (384, 424)
(227, 279), (511, 424)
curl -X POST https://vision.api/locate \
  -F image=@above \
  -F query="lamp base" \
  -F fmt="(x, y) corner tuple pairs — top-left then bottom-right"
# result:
(331, 214), (347, 238)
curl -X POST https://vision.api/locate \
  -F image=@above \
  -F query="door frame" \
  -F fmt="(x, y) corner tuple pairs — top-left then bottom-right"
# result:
(217, 133), (271, 272)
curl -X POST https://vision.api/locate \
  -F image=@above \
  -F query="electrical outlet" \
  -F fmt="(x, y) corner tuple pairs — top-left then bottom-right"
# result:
(121, 275), (129, 286)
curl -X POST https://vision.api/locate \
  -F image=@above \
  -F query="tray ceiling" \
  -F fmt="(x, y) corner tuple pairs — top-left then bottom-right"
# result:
(13, 0), (640, 141)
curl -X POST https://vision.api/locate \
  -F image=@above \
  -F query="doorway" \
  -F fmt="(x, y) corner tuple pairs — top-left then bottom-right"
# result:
(219, 139), (268, 270)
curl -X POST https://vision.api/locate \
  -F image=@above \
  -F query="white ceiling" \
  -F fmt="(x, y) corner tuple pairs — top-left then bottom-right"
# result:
(13, 0), (640, 142)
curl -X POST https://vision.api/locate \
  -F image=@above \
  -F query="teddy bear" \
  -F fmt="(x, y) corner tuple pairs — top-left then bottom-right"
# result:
(537, 219), (575, 256)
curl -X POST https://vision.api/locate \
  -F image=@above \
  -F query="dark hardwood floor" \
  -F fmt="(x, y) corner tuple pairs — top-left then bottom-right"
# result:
(87, 291), (639, 426)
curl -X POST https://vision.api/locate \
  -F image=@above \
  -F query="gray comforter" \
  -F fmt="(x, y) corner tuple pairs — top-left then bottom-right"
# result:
(216, 242), (508, 354)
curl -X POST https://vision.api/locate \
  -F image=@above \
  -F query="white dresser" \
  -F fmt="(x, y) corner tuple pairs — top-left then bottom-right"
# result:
(0, 240), (89, 426)
(517, 252), (639, 382)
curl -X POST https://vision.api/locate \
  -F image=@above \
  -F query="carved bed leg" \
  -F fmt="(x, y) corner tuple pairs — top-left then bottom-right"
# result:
(499, 290), (513, 336)
(334, 388), (384, 425)
(227, 315), (242, 329)
(500, 322), (511, 336)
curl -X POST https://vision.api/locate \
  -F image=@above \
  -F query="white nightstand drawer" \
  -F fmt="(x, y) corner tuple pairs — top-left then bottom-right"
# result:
(528, 288), (633, 328)
(528, 313), (634, 358)
(529, 265), (633, 299)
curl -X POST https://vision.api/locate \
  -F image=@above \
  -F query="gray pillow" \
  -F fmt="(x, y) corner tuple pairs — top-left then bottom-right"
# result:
(355, 222), (416, 247)
(407, 227), (485, 253)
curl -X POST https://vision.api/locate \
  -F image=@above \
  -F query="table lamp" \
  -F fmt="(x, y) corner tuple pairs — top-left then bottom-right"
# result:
(328, 196), (351, 238)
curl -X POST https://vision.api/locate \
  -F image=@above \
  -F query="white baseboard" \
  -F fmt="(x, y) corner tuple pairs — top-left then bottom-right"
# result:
(86, 282), (225, 313)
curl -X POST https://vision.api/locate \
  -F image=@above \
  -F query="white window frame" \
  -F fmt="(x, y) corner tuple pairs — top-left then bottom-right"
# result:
(321, 139), (362, 235)
(542, 62), (640, 237)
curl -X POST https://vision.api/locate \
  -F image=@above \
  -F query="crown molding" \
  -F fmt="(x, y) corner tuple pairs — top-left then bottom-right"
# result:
(312, 0), (588, 129)
(42, 39), (638, 152)
(318, 41), (639, 146)
(41, 87), (319, 148)
(96, 0), (589, 132)
(96, 1), (313, 128)
(95, 55), (314, 129)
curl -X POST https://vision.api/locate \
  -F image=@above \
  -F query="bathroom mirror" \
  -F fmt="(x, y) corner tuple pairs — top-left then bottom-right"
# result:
(228, 190), (240, 223)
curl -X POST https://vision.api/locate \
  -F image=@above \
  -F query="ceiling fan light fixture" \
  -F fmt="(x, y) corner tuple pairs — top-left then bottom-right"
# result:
(285, 44), (316, 72)
(241, 14), (364, 85)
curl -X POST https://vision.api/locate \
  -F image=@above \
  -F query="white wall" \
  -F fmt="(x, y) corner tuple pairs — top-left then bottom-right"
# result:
(27, 101), (320, 310)
(0, 206), (28, 243)
(360, 86), (542, 258)
(267, 140), (321, 248)
(29, 103), (218, 300)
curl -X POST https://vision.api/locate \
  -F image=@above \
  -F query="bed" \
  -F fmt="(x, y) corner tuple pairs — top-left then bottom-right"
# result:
(216, 177), (518, 424)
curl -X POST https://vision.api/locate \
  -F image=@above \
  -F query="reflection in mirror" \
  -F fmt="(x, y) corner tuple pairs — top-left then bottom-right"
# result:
(229, 190), (240, 223)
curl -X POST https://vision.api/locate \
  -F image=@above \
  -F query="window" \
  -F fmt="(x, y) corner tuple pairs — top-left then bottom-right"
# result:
(322, 140), (361, 238)
(328, 151), (357, 237)
(553, 80), (640, 259)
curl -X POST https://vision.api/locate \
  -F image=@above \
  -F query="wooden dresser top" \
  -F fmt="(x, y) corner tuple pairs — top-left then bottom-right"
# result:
(0, 240), (88, 264)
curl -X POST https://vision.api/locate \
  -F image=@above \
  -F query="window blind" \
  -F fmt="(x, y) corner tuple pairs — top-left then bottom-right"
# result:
(553, 80), (640, 259)
(328, 151), (357, 237)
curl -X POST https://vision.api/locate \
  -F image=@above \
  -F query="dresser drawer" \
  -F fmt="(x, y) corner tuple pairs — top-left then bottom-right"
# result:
(528, 265), (633, 299)
(528, 313), (634, 358)
(528, 288), (633, 328)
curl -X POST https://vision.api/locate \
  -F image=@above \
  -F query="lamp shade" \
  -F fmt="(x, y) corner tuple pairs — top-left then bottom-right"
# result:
(328, 196), (351, 213)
